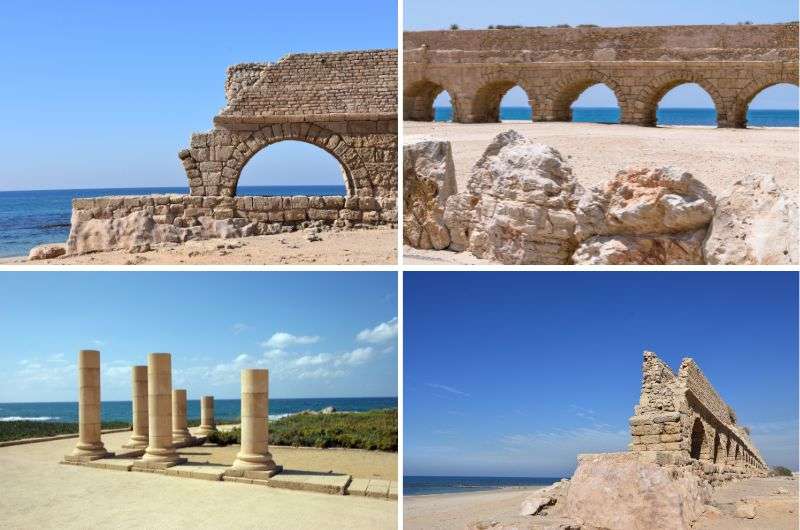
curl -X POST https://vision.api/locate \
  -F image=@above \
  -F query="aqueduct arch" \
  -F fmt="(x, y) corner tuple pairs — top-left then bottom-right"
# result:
(180, 49), (397, 201)
(630, 351), (767, 482)
(404, 23), (798, 127)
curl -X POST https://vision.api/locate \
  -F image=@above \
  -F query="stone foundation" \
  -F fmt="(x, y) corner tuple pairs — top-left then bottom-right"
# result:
(66, 194), (397, 254)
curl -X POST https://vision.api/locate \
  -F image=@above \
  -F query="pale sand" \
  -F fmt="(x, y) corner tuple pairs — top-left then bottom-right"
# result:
(404, 477), (799, 530)
(403, 121), (799, 265)
(404, 487), (545, 530)
(1, 227), (397, 265)
(0, 429), (396, 529)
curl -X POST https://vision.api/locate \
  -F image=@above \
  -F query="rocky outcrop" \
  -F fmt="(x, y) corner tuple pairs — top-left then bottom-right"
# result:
(28, 243), (66, 261)
(703, 175), (799, 264)
(443, 130), (581, 264)
(564, 453), (711, 530)
(403, 136), (456, 250)
(572, 166), (715, 264)
(573, 230), (706, 265)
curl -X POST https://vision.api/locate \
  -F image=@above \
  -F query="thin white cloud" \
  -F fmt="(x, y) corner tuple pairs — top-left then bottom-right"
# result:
(232, 323), (251, 335)
(297, 368), (346, 380)
(336, 347), (375, 366)
(427, 383), (470, 397)
(262, 332), (320, 349)
(356, 317), (398, 344)
(294, 353), (332, 366)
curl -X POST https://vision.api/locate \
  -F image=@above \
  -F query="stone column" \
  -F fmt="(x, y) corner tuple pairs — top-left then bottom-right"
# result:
(172, 389), (194, 446)
(67, 349), (111, 461)
(232, 369), (278, 472)
(198, 395), (217, 435)
(141, 353), (182, 464)
(123, 365), (148, 449)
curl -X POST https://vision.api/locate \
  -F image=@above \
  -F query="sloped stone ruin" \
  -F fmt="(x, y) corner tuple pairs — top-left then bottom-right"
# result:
(403, 130), (799, 265)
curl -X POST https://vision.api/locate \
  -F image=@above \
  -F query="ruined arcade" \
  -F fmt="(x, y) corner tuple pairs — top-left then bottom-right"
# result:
(404, 23), (798, 127)
(66, 49), (398, 254)
(630, 351), (767, 481)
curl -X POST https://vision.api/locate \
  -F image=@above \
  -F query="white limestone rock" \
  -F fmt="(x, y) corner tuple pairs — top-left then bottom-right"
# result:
(65, 210), (260, 254)
(572, 229), (706, 265)
(575, 166), (715, 241)
(703, 175), (798, 264)
(734, 501), (756, 519)
(403, 136), (457, 250)
(443, 130), (581, 264)
(564, 453), (710, 530)
(28, 243), (66, 260)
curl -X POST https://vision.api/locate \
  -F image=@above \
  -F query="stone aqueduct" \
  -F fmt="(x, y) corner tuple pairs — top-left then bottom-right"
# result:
(181, 49), (397, 200)
(630, 351), (767, 481)
(404, 23), (798, 128)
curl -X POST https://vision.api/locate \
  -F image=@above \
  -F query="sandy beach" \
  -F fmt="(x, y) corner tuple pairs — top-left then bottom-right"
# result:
(1, 227), (397, 266)
(403, 121), (799, 264)
(0, 428), (396, 529)
(404, 477), (799, 530)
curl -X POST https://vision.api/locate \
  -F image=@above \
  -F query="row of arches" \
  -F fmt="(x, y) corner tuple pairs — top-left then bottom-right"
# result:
(689, 416), (765, 469)
(406, 75), (798, 128)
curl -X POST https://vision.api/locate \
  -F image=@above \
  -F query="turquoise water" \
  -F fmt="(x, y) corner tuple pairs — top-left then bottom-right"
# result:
(404, 476), (563, 496)
(434, 106), (800, 126)
(0, 185), (346, 258)
(0, 396), (396, 423)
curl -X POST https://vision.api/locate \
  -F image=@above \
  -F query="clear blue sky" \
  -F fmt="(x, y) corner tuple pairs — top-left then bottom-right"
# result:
(0, 1), (397, 191)
(404, 272), (799, 477)
(421, 0), (798, 108)
(0, 272), (397, 402)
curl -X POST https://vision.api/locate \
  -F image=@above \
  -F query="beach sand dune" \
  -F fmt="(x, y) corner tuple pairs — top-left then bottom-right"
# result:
(0, 429), (397, 529)
(3, 227), (397, 265)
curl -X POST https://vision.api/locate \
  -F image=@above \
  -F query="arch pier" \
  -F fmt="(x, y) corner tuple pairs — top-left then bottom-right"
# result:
(65, 49), (397, 255)
(404, 23), (798, 127)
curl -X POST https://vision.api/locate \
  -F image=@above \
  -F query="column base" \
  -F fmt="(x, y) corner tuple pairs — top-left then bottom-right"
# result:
(132, 457), (188, 470)
(224, 465), (283, 481)
(196, 426), (217, 436)
(63, 450), (114, 463)
(122, 435), (148, 449)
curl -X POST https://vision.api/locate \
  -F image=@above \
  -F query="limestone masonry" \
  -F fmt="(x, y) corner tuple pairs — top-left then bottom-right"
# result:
(65, 49), (397, 255)
(404, 23), (798, 127)
(630, 351), (767, 482)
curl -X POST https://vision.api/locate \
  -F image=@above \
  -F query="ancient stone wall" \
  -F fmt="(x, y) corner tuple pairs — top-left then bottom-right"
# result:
(181, 49), (398, 199)
(66, 194), (395, 254)
(65, 49), (397, 253)
(404, 23), (798, 127)
(629, 351), (767, 484)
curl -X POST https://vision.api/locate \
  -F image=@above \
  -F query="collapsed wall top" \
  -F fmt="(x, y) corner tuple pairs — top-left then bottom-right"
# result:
(217, 49), (398, 124)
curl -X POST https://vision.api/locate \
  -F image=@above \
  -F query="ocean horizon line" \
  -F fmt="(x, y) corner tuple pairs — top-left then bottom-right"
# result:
(0, 395), (398, 405)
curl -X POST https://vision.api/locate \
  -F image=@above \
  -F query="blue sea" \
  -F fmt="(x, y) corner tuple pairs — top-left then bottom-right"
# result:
(0, 396), (395, 423)
(404, 476), (563, 496)
(0, 185), (346, 258)
(434, 106), (800, 126)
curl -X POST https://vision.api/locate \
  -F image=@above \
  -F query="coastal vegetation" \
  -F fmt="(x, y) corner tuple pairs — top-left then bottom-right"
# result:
(0, 420), (130, 442)
(208, 409), (397, 451)
(770, 465), (794, 477)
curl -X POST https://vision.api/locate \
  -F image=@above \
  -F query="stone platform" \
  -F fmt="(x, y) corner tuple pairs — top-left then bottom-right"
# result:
(61, 438), (397, 499)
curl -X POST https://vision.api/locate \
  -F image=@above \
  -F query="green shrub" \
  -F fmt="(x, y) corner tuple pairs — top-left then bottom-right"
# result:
(0, 421), (130, 443)
(771, 465), (794, 477)
(449, 24), (459, 31)
(204, 409), (397, 452)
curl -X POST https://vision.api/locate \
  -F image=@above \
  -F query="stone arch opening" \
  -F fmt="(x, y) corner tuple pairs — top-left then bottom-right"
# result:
(712, 431), (721, 463)
(499, 85), (533, 122)
(689, 417), (705, 460)
(473, 81), (530, 123)
(550, 75), (624, 123)
(734, 81), (799, 128)
(725, 437), (731, 464)
(734, 444), (740, 464)
(432, 89), (454, 122)
(655, 82), (717, 126)
(637, 73), (723, 127)
(237, 139), (347, 196)
(405, 80), (455, 121)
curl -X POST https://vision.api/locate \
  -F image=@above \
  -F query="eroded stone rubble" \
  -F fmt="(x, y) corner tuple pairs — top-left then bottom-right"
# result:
(403, 130), (799, 265)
